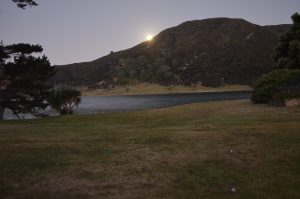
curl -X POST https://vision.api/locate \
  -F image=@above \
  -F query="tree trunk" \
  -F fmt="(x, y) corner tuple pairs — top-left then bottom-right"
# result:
(0, 107), (4, 120)
(14, 112), (20, 120)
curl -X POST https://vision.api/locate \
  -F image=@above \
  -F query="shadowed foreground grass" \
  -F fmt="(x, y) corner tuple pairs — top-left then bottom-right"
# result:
(0, 100), (299, 199)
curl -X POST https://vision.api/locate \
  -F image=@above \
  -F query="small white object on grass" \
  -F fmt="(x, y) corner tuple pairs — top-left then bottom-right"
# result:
(231, 187), (236, 192)
(230, 149), (234, 153)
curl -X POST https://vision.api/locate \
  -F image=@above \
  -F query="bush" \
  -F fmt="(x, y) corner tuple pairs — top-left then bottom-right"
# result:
(48, 86), (81, 115)
(251, 69), (300, 103)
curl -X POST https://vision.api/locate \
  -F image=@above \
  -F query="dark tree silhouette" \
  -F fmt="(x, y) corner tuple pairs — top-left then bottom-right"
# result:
(0, 0), (53, 119)
(0, 43), (55, 119)
(273, 13), (300, 69)
(12, 0), (38, 9)
(252, 13), (300, 104)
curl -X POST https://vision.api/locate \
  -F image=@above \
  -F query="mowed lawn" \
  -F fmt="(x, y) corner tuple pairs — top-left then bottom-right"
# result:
(0, 100), (299, 199)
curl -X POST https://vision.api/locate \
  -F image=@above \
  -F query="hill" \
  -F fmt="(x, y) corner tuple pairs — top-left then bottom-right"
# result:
(53, 18), (291, 87)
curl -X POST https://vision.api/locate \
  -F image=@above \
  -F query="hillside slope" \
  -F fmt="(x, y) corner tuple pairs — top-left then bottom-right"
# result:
(53, 18), (291, 87)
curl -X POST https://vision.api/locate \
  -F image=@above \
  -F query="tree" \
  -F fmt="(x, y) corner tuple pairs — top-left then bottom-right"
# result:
(0, 43), (55, 119)
(12, 0), (38, 9)
(0, 1), (49, 119)
(252, 13), (300, 104)
(273, 13), (300, 69)
(48, 86), (81, 115)
(0, 1), (53, 119)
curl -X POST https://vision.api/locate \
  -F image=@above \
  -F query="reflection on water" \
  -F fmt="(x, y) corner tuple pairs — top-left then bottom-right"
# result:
(4, 91), (251, 120)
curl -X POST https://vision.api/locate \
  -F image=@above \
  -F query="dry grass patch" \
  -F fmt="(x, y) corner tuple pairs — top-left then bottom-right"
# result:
(81, 83), (252, 96)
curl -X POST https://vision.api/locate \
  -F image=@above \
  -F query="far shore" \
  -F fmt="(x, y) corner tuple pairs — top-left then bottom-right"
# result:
(78, 83), (253, 96)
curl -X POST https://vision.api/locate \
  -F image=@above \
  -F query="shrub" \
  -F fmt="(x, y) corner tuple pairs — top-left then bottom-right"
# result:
(48, 86), (81, 115)
(251, 69), (300, 103)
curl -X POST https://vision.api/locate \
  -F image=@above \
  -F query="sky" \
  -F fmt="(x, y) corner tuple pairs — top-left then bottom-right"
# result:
(1, 0), (300, 65)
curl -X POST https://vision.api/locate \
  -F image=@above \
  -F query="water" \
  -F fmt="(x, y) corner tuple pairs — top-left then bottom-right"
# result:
(4, 91), (251, 119)
(76, 91), (252, 114)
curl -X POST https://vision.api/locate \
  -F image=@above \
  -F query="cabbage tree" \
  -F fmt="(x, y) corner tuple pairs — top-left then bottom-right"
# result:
(48, 86), (81, 115)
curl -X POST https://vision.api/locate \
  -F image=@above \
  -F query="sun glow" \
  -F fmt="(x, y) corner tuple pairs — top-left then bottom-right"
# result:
(146, 34), (153, 41)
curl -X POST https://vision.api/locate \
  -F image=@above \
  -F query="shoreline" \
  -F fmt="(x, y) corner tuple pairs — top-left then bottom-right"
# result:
(79, 83), (253, 97)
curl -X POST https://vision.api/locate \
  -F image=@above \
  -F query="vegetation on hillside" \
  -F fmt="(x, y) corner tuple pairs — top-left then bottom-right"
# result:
(113, 56), (178, 85)
(53, 18), (291, 88)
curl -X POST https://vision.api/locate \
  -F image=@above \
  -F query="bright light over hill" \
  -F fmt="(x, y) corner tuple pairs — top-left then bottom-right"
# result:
(146, 34), (154, 41)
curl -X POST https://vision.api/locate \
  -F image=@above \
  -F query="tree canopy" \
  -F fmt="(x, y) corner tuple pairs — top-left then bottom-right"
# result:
(252, 13), (300, 104)
(0, 43), (55, 119)
(0, 0), (54, 119)
(12, 0), (38, 9)
(273, 13), (300, 69)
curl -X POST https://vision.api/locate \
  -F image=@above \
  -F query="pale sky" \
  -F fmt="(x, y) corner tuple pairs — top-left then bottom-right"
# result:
(1, 0), (300, 65)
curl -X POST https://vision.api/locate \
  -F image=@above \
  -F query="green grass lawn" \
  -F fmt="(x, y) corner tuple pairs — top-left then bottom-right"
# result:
(0, 100), (299, 199)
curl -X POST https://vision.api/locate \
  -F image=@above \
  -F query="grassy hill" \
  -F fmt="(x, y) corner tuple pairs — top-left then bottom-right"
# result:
(53, 18), (291, 88)
(1, 100), (299, 198)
